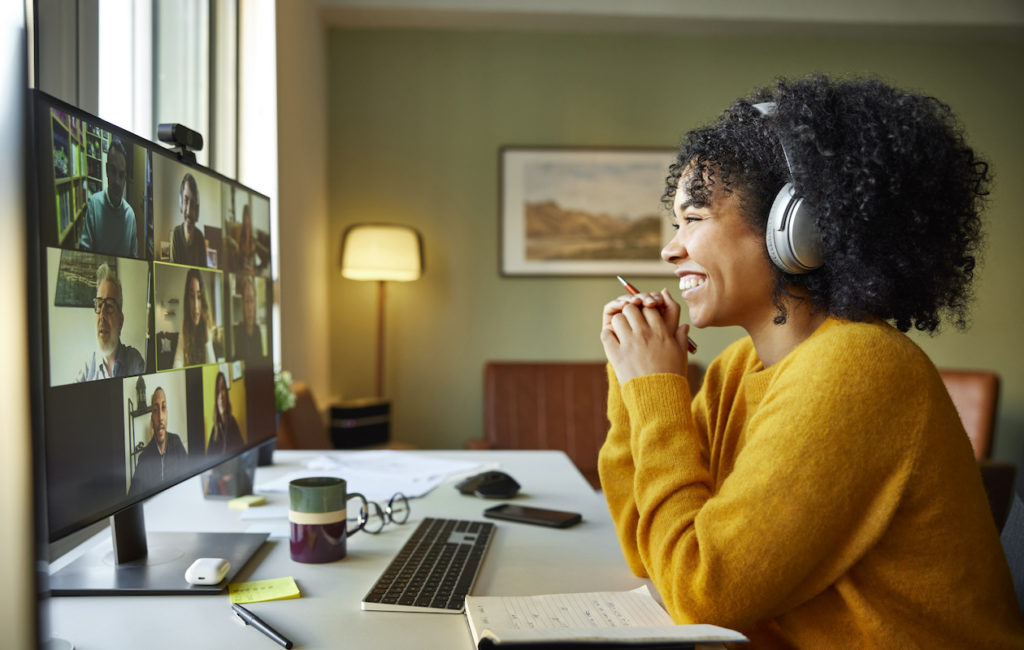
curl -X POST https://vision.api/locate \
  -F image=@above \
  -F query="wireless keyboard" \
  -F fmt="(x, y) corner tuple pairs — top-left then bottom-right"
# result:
(361, 517), (495, 613)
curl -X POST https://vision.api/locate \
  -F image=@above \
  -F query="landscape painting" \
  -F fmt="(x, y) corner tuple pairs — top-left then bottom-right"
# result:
(500, 147), (677, 276)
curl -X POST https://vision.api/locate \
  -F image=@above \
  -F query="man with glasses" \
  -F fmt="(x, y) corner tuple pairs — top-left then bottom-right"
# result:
(75, 263), (145, 382)
(79, 136), (137, 257)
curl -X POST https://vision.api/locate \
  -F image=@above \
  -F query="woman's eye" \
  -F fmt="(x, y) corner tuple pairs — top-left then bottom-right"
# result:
(684, 215), (703, 223)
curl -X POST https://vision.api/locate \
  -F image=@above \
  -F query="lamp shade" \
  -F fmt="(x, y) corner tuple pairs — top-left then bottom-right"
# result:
(340, 224), (423, 282)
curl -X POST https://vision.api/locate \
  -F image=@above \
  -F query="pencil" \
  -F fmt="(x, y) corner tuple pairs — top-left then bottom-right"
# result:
(616, 275), (698, 354)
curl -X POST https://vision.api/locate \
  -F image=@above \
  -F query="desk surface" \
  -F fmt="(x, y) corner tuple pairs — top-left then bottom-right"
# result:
(47, 450), (652, 649)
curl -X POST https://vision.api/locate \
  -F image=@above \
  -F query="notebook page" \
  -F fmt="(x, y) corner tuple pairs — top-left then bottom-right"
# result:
(465, 586), (746, 645)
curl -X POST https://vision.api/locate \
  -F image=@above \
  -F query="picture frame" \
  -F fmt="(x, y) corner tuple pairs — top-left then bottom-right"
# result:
(499, 146), (678, 277)
(54, 249), (117, 307)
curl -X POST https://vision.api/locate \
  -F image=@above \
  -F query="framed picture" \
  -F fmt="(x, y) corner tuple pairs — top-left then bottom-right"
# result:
(500, 146), (677, 276)
(54, 249), (118, 307)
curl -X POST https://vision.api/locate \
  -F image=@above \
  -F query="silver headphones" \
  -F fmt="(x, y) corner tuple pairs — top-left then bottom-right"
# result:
(753, 102), (823, 274)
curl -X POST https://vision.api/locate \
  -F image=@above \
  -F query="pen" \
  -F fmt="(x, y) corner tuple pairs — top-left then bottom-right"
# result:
(232, 603), (294, 649)
(616, 275), (698, 353)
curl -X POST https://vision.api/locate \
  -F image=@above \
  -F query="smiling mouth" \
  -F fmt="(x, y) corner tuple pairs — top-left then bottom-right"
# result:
(679, 276), (706, 292)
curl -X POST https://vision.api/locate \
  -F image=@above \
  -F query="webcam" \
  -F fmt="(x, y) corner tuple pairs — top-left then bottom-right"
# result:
(157, 123), (203, 164)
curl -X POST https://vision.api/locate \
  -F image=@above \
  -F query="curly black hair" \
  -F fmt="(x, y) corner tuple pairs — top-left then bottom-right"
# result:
(663, 75), (990, 333)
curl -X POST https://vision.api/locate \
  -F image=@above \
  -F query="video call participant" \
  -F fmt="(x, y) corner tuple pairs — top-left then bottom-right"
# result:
(75, 263), (145, 382)
(208, 371), (244, 456)
(79, 136), (137, 257)
(170, 172), (207, 267)
(233, 275), (263, 361)
(598, 76), (1024, 646)
(233, 203), (256, 273)
(173, 268), (216, 368)
(129, 387), (187, 496)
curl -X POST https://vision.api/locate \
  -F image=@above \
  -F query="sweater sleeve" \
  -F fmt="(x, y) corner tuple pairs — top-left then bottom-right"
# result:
(597, 363), (646, 576)
(620, 328), (924, 630)
(598, 363), (698, 578)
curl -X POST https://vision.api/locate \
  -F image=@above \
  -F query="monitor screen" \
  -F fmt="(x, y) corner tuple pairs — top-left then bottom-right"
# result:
(28, 90), (275, 594)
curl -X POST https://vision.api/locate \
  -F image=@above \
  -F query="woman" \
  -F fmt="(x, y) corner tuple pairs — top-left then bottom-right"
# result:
(173, 268), (215, 368)
(233, 274), (263, 361)
(207, 371), (244, 456)
(235, 203), (256, 273)
(598, 76), (1024, 647)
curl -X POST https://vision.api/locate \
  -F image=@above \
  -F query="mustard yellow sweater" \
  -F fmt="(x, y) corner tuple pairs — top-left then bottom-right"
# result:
(598, 317), (1024, 648)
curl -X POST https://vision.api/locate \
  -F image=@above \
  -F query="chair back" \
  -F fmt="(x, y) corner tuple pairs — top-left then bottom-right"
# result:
(483, 361), (703, 490)
(938, 369), (1000, 460)
(276, 380), (332, 449)
(484, 362), (608, 489)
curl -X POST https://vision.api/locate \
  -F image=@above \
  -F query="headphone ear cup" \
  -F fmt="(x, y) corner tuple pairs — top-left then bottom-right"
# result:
(765, 183), (823, 274)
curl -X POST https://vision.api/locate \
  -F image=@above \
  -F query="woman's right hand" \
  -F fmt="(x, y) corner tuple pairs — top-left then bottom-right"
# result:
(600, 288), (689, 384)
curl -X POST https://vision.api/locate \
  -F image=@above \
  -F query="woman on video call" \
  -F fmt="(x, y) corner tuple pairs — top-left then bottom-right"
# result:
(598, 75), (1024, 647)
(173, 268), (215, 368)
(207, 371), (243, 456)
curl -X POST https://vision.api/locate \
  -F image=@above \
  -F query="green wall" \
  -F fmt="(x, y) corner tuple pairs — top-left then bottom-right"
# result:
(326, 28), (1024, 459)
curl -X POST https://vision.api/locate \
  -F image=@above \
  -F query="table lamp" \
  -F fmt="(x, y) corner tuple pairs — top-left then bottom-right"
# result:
(339, 223), (424, 398)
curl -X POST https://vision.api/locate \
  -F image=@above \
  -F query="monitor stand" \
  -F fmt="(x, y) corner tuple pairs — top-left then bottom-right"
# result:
(48, 502), (268, 596)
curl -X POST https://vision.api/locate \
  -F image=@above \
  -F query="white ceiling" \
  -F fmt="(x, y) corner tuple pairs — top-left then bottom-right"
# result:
(317, 0), (1024, 38)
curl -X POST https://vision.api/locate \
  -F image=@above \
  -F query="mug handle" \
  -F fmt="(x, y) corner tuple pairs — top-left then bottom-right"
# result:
(346, 492), (369, 537)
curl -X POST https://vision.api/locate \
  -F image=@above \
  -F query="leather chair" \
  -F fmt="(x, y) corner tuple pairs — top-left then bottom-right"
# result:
(938, 368), (1000, 460)
(276, 380), (333, 449)
(471, 361), (704, 490)
(937, 368), (1015, 530)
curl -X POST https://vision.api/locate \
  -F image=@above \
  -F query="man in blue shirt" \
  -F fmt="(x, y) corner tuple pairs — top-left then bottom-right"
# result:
(75, 263), (145, 382)
(79, 136), (137, 257)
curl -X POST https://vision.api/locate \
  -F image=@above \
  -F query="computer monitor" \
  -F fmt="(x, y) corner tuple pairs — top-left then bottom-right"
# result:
(26, 90), (276, 595)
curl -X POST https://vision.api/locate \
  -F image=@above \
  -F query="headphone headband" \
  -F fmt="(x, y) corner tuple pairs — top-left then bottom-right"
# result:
(754, 102), (823, 274)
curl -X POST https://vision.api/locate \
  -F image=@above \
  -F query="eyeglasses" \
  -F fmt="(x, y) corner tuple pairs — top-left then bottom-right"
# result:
(360, 492), (411, 535)
(92, 297), (121, 315)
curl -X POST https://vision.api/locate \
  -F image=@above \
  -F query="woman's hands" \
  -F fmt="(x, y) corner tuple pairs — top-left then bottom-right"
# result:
(600, 288), (690, 384)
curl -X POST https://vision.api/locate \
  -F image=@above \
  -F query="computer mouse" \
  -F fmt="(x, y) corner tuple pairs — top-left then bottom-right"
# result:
(456, 470), (521, 499)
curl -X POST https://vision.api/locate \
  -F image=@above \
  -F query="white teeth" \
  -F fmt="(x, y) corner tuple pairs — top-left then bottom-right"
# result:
(679, 276), (706, 291)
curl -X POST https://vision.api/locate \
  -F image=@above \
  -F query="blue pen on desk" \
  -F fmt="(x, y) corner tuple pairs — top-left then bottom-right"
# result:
(232, 603), (294, 649)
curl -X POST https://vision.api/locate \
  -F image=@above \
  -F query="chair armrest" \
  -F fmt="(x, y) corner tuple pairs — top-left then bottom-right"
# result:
(979, 459), (1017, 532)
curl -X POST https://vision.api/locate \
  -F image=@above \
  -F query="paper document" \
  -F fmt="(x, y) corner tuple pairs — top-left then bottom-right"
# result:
(254, 450), (482, 500)
(464, 586), (747, 647)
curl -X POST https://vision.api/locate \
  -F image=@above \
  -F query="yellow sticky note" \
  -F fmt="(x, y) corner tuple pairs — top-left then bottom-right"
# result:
(229, 577), (301, 604)
(228, 494), (267, 509)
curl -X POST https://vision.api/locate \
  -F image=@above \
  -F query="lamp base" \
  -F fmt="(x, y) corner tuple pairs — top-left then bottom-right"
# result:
(330, 398), (391, 449)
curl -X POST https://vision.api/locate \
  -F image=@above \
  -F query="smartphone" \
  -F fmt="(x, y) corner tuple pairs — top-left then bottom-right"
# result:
(483, 503), (582, 528)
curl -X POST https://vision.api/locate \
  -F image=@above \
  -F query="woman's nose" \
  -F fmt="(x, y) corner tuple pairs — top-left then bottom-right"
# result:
(661, 231), (686, 264)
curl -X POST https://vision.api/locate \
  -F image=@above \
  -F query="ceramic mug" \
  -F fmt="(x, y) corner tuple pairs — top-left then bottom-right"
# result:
(288, 476), (368, 563)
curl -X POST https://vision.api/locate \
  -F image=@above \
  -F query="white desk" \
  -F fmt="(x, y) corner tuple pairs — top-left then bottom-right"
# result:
(47, 450), (652, 649)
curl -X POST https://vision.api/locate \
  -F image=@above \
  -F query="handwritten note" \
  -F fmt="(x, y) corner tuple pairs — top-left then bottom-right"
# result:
(228, 577), (301, 604)
(470, 586), (671, 633)
(464, 586), (747, 647)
